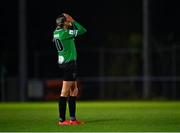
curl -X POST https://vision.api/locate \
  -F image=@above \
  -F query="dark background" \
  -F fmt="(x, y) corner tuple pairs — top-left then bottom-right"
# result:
(1, 0), (142, 76)
(1, 0), (180, 101)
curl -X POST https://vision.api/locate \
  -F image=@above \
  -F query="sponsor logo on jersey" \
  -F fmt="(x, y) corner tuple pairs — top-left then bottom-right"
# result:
(69, 30), (78, 36)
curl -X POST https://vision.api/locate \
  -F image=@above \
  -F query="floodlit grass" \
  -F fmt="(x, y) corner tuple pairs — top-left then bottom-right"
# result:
(0, 101), (180, 132)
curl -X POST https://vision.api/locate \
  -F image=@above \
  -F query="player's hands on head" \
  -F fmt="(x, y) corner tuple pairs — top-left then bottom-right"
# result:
(63, 13), (75, 22)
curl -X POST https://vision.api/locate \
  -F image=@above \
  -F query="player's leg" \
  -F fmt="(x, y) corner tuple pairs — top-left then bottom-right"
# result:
(68, 81), (83, 124)
(70, 81), (78, 96)
(58, 81), (73, 124)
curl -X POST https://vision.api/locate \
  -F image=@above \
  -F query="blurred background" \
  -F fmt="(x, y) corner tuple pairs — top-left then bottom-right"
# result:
(0, 0), (179, 101)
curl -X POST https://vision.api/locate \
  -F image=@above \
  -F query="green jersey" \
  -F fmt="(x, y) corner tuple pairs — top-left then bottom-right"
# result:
(53, 21), (87, 64)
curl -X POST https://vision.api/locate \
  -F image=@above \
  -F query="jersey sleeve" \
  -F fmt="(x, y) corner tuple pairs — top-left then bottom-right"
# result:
(72, 21), (87, 36)
(59, 21), (87, 40)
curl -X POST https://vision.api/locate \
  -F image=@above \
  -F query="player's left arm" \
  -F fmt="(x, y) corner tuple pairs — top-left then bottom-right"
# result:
(72, 21), (87, 36)
(63, 13), (87, 36)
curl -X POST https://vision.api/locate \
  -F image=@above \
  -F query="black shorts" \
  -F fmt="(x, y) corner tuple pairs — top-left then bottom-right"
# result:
(58, 60), (77, 81)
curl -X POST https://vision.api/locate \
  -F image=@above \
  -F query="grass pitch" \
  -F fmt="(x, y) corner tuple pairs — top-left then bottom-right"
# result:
(0, 101), (180, 132)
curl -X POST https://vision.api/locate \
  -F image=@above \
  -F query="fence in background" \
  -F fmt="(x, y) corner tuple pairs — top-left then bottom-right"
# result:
(28, 44), (179, 100)
(1, 44), (179, 101)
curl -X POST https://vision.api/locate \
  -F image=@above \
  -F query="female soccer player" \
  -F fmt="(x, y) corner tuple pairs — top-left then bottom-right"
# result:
(53, 13), (87, 125)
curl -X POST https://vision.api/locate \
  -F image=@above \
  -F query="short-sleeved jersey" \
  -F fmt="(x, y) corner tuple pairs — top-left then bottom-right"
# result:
(53, 21), (87, 64)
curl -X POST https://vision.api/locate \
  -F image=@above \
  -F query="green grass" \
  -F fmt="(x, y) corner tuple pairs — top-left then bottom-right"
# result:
(0, 101), (180, 132)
